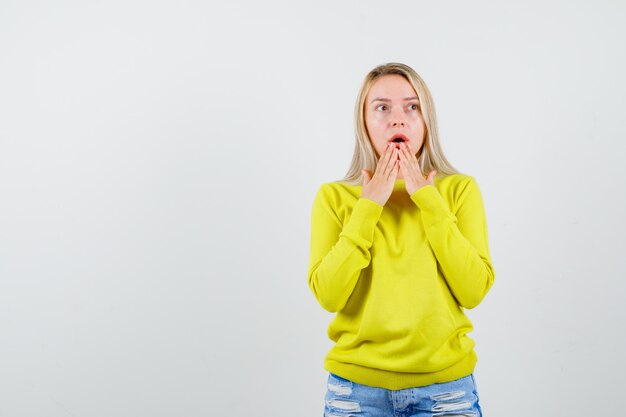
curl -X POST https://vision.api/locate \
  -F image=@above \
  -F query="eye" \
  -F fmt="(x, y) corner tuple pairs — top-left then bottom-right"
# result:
(375, 104), (388, 111)
(408, 103), (419, 110)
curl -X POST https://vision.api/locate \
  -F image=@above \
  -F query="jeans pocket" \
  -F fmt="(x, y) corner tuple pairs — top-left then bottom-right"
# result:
(327, 373), (353, 396)
(325, 373), (361, 416)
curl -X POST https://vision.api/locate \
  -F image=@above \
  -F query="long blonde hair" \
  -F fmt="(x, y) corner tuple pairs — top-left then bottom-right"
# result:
(339, 62), (461, 185)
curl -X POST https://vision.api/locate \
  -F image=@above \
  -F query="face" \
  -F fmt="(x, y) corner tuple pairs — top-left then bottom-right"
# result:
(364, 74), (426, 159)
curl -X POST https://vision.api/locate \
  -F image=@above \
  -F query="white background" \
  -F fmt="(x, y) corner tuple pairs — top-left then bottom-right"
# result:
(1, 0), (625, 416)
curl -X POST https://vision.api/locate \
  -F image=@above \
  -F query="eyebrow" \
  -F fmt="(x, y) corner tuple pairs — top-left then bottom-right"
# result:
(369, 96), (419, 104)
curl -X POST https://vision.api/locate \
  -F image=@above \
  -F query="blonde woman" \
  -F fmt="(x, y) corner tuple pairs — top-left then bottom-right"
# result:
(308, 62), (495, 417)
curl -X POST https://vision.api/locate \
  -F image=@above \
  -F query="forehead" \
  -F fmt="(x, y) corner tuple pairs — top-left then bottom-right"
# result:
(367, 74), (417, 99)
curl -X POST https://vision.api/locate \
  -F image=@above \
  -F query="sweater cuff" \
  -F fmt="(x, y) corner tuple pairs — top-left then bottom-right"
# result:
(340, 198), (384, 246)
(410, 185), (452, 215)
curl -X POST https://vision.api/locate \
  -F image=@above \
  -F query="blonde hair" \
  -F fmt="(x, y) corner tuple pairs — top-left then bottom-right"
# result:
(339, 62), (461, 185)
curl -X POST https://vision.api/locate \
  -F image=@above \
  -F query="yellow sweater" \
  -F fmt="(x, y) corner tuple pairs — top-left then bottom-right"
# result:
(307, 174), (495, 390)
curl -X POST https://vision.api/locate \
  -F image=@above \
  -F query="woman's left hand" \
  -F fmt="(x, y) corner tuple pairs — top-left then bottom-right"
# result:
(397, 142), (437, 196)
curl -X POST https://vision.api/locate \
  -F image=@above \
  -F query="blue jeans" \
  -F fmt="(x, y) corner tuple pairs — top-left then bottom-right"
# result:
(323, 372), (483, 417)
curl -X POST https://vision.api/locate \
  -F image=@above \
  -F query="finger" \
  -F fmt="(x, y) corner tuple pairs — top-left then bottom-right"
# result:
(398, 153), (408, 179)
(398, 146), (415, 177)
(398, 144), (411, 165)
(399, 143), (414, 163)
(375, 144), (395, 176)
(401, 144), (422, 177)
(383, 148), (399, 177)
(415, 159), (423, 177)
(387, 159), (400, 180)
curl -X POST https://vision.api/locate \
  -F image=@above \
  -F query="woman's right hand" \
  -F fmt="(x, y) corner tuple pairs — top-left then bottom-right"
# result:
(361, 143), (400, 206)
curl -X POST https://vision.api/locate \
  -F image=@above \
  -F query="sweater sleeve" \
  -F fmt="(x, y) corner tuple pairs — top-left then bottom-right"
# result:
(410, 177), (496, 309)
(307, 185), (384, 313)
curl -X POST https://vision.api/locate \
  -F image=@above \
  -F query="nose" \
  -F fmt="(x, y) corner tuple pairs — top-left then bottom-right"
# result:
(390, 108), (407, 127)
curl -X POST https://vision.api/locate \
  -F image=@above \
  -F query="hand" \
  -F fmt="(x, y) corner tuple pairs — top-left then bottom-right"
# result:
(397, 142), (436, 196)
(361, 143), (400, 206)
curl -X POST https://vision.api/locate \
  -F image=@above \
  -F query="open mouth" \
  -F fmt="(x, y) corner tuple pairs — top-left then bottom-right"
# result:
(389, 134), (409, 144)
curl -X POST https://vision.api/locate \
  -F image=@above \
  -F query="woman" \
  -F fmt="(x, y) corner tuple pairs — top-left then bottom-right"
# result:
(307, 62), (495, 416)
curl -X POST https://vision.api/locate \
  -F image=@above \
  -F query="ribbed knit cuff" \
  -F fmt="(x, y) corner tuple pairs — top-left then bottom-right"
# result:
(410, 185), (445, 210)
(339, 198), (384, 247)
(410, 185), (456, 226)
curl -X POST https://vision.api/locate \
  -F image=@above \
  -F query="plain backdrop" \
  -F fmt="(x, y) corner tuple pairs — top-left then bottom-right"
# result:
(1, 0), (625, 416)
